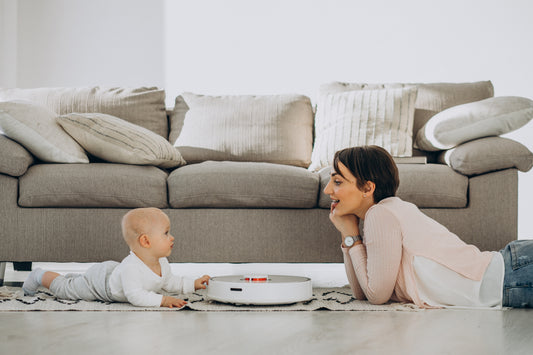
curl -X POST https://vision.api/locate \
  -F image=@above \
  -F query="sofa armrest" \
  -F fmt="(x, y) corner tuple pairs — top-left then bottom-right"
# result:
(437, 136), (533, 176)
(0, 134), (34, 177)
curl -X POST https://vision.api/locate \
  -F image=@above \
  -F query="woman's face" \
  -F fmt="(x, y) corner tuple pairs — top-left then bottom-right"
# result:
(324, 162), (371, 218)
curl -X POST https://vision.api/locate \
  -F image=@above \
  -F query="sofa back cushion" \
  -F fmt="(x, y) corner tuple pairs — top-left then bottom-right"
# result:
(319, 81), (494, 158)
(170, 93), (314, 167)
(0, 87), (168, 138)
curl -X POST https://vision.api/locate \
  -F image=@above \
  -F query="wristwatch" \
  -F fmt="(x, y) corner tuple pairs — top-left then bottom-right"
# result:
(344, 235), (362, 247)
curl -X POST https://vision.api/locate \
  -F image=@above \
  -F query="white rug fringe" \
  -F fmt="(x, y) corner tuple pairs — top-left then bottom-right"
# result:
(0, 286), (421, 312)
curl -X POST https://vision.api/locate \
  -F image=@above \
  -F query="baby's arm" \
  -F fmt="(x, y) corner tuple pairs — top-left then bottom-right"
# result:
(161, 296), (187, 308)
(195, 275), (210, 290)
(160, 259), (196, 294)
(118, 267), (174, 307)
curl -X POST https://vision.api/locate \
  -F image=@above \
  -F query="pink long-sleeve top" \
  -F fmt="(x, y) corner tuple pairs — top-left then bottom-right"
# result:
(343, 197), (494, 308)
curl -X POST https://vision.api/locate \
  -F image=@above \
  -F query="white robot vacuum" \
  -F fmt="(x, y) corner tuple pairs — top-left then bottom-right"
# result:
(207, 275), (313, 305)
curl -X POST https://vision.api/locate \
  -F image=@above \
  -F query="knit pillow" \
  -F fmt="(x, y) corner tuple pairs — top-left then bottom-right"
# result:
(57, 113), (186, 168)
(309, 87), (418, 171)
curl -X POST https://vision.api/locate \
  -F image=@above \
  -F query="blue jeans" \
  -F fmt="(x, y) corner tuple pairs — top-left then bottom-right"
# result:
(500, 240), (533, 308)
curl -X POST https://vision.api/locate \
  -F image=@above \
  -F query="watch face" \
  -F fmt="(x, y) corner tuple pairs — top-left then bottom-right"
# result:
(344, 236), (354, 247)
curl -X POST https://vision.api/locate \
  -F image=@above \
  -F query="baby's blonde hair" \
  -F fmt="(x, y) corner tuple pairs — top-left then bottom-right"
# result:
(121, 207), (166, 247)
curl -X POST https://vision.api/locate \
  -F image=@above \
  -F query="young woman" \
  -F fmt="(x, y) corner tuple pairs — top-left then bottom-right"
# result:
(324, 145), (533, 309)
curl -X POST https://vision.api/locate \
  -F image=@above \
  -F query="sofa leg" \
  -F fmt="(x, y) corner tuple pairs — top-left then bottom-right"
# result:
(0, 262), (6, 286)
(13, 262), (32, 271)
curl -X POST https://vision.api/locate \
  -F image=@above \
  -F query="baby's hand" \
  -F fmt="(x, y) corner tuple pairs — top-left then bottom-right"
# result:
(195, 275), (210, 290)
(161, 295), (187, 309)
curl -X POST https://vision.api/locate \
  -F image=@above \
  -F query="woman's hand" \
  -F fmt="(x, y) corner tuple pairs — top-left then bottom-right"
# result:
(329, 204), (360, 238)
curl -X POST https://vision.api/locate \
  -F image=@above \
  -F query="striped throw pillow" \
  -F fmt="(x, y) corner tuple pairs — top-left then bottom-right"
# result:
(57, 113), (186, 168)
(309, 87), (418, 171)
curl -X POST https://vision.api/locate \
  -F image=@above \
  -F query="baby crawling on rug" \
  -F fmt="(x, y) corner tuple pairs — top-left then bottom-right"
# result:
(23, 207), (210, 308)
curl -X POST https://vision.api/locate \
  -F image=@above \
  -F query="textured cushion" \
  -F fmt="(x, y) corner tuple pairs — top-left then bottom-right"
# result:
(415, 96), (533, 151)
(57, 113), (186, 168)
(0, 135), (34, 176)
(168, 161), (319, 208)
(168, 95), (189, 145)
(438, 137), (533, 176)
(172, 93), (314, 167)
(320, 81), (495, 161)
(0, 86), (168, 138)
(0, 101), (89, 163)
(318, 163), (468, 208)
(321, 81), (494, 137)
(309, 87), (418, 171)
(18, 163), (168, 207)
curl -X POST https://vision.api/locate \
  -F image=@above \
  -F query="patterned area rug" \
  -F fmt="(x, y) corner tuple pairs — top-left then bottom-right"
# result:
(0, 286), (420, 312)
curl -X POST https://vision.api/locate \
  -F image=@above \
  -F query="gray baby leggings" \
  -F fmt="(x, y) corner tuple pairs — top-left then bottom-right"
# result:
(49, 261), (119, 302)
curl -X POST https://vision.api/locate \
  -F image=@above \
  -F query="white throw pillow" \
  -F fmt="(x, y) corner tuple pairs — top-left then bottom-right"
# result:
(173, 93), (314, 167)
(0, 101), (89, 163)
(308, 87), (418, 171)
(415, 96), (533, 151)
(0, 86), (168, 138)
(57, 113), (186, 168)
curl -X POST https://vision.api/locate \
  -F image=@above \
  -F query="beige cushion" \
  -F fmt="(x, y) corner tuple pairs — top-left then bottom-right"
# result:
(318, 164), (468, 208)
(0, 101), (89, 163)
(0, 135), (34, 176)
(168, 161), (319, 208)
(0, 86), (168, 138)
(309, 87), (418, 171)
(415, 96), (533, 151)
(57, 113), (186, 169)
(438, 137), (533, 176)
(168, 95), (189, 145)
(321, 81), (494, 137)
(320, 81), (495, 160)
(19, 163), (169, 207)
(172, 93), (314, 167)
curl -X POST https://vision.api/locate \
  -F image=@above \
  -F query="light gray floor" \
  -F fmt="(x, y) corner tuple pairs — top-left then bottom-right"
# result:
(2, 263), (533, 355)
(1, 309), (533, 355)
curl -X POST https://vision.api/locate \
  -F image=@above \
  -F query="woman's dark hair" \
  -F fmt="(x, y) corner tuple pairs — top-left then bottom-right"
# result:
(333, 145), (399, 203)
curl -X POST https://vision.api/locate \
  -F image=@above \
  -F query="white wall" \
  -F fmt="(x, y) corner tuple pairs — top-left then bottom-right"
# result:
(1, 0), (532, 237)
(0, 0), (18, 87)
(2, 0), (165, 88)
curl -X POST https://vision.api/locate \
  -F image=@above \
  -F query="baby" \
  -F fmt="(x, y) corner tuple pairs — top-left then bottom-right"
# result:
(23, 207), (210, 308)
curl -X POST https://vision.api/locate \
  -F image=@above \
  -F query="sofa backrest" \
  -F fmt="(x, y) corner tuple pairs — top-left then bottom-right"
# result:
(0, 87), (168, 138)
(1, 82), (495, 164)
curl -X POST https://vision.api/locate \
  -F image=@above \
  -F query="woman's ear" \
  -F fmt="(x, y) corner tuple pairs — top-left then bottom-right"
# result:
(138, 234), (151, 248)
(364, 181), (376, 195)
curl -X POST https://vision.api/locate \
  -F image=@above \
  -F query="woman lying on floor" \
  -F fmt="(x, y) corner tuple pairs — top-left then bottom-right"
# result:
(324, 145), (533, 309)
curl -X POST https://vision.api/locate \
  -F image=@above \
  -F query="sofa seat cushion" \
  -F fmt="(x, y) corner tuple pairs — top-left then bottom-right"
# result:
(318, 163), (468, 208)
(19, 163), (168, 208)
(168, 161), (319, 208)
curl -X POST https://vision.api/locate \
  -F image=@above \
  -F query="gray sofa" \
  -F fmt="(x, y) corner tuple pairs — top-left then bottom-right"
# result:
(1, 81), (532, 284)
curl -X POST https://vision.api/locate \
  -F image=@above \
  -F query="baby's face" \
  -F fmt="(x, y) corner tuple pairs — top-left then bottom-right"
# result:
(147, 214), (174, 258)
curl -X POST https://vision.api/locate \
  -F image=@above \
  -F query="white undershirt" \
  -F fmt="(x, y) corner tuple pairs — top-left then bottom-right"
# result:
(413, 252), (504, 309)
